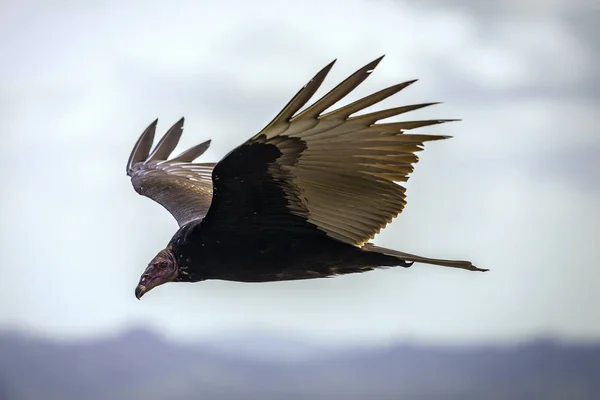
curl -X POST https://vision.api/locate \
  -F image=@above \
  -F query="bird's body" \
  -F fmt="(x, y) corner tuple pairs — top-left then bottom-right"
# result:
(169, 219), (408, 283)
(126, 56), (486, 299)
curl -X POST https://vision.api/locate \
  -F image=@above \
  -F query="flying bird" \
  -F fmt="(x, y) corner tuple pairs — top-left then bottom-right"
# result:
(127, 56), (486, 300)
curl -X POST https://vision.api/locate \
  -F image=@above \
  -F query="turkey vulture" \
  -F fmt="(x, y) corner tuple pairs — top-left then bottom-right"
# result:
(127, 56), (486, 300)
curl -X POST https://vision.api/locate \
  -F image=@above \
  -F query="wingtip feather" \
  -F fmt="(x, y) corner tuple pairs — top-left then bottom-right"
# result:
(294, 55), (387, 121)
(170, 139), (212, 163)
(367, 54), (385, 71)
(146, 118), (186, 162)
(126, 118), (158, 175)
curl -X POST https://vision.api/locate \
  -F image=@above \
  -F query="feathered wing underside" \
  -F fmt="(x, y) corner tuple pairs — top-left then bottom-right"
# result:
(251, 55), (452, 245)
(126, 118), (215, 227)
(203, 55), (480, 271)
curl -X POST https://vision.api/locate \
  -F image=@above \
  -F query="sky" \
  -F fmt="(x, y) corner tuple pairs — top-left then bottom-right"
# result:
(0, 0), (598, 346)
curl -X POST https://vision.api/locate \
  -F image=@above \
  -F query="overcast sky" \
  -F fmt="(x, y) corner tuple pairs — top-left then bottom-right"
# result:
(0, 0), (598, 346)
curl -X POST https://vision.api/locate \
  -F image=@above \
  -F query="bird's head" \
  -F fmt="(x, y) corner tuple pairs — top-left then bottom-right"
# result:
(135, 248), (178, 300)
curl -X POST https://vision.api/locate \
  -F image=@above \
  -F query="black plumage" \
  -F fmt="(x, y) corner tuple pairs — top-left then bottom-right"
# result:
(127, 56), (486, 300)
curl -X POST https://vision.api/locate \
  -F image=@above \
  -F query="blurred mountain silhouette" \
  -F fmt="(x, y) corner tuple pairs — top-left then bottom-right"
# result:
(0, 329), (599, 399)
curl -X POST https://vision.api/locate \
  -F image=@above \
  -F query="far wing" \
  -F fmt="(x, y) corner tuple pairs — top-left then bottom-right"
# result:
(126, 118), (215, 227)
(201, 56), (455, 245)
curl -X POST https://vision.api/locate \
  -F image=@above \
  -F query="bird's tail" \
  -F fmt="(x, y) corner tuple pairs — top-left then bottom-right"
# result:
(362, 243), (488, 272)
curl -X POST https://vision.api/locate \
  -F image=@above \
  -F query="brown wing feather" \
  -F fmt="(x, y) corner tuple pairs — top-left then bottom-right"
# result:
(126, 118), (214, 227)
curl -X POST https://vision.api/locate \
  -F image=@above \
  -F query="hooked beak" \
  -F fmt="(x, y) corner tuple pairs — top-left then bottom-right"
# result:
(135, 285), (147, 300)
(135, 247), (178, 300)
(134, 270), (176, 300)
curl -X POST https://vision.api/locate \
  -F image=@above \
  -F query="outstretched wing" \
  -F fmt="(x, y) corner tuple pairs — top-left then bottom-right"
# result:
(200, 56), (456, 246)
(126, 118), (215, 227)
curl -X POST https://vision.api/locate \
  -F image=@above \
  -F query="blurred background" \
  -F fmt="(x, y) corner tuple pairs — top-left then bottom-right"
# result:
(0, 0), (599, 398)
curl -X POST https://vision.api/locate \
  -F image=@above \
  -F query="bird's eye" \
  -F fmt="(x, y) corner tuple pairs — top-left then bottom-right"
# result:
(160, 262), (168, 269)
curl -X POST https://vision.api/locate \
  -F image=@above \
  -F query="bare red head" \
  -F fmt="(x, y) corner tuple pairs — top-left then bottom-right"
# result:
(135, 248), (178, 299)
